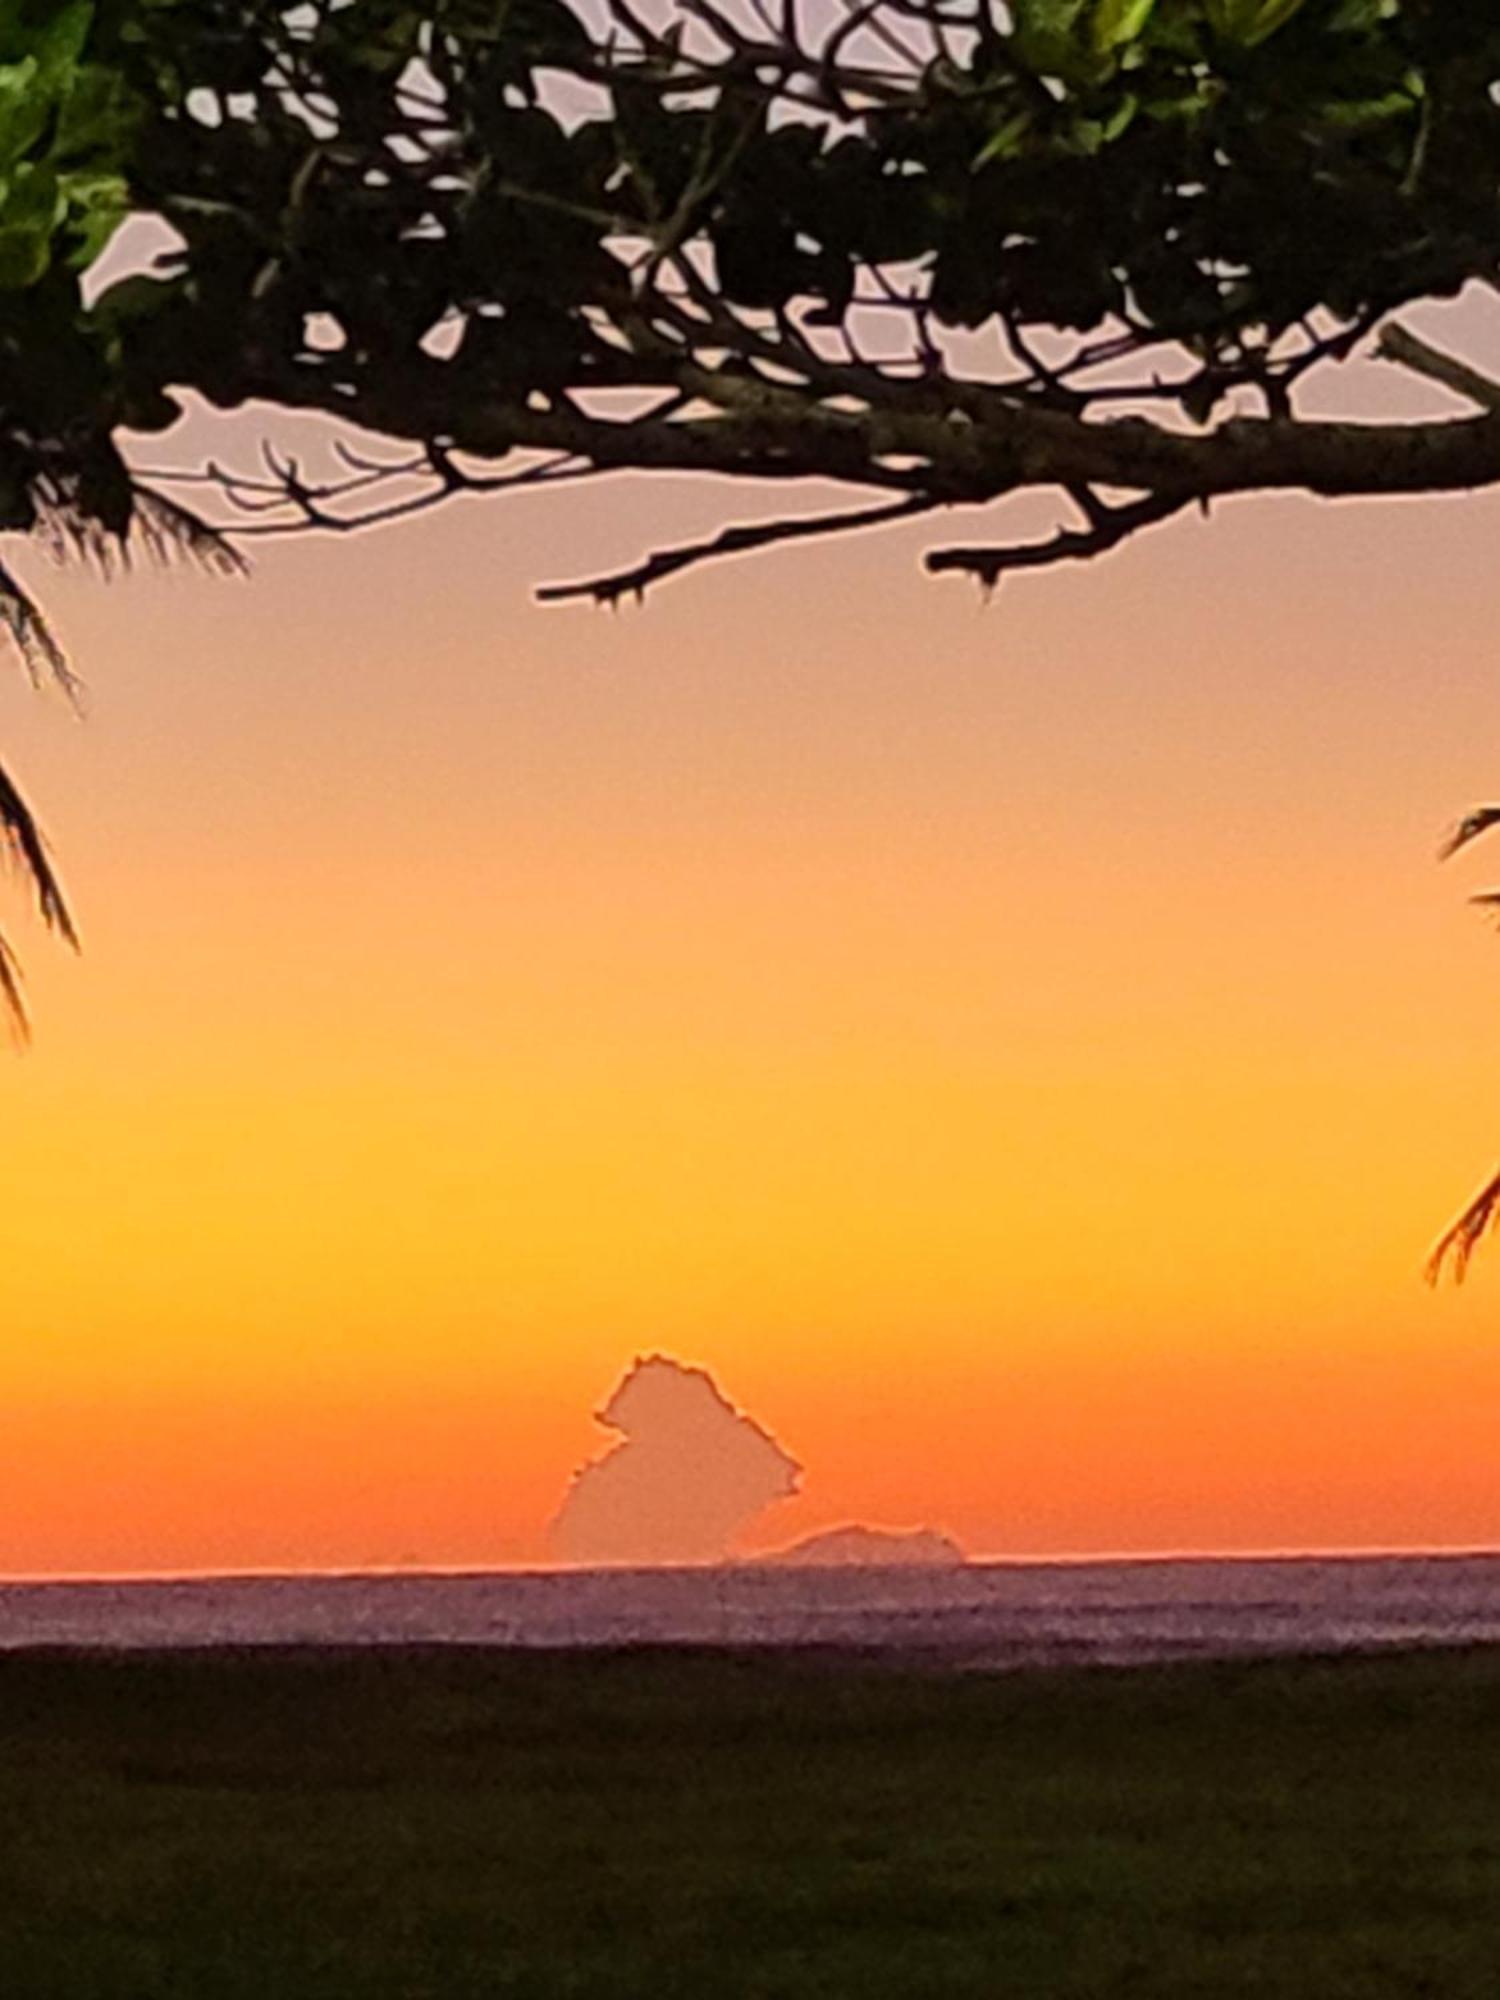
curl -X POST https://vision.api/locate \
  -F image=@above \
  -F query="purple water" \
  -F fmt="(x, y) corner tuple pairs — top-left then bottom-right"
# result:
(0, 1553), (1497, 1667)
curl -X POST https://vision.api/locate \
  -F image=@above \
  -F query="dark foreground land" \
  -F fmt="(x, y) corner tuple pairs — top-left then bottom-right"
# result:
(1, 1645), (1497, 1998)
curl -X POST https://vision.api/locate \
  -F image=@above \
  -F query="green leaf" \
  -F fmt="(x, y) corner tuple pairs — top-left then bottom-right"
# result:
(55, 65), (144, 165)
(1013, 0), (1090, 37)
(0, 58), (45, 167)
(32, 0), (94, 84)
(59, 169), (129, 267)
(0, 220), (52, 288)
(1011, 0), (1101, 80)
(1091, 0), (1157, 54)
(1100, 91), (1139, 141)
(972, 107), (1035, 168)
(1327, 0), (1398, 27)
(91, 272), (181, 322)
(1207, 0), (1310, 47)
(4, 163), (65, 234)
(1321, 88), (1417, 128)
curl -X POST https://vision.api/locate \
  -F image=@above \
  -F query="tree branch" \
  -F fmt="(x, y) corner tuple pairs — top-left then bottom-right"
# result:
(922, 492), (1188, 590)
(1377, 323), (1500, 414)
(537, 492), (940, 603)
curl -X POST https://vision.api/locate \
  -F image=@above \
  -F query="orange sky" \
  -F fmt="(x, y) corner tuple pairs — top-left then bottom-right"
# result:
(2, 347), (1500, 1574)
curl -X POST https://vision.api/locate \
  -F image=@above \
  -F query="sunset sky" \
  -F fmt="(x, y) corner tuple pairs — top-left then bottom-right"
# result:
(3, 322), (1500, 1575)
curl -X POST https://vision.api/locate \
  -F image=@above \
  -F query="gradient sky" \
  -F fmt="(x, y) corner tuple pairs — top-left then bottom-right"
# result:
(3, 317), (1500, 1574)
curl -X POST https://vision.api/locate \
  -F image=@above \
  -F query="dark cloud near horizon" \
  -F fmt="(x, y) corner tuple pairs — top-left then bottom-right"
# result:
(550, 1356), (800, 1566)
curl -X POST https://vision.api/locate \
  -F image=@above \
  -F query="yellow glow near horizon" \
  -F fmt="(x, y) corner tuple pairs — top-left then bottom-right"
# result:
(1, 450), (1499, 1574)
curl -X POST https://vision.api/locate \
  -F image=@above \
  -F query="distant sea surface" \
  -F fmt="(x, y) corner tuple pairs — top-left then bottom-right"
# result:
(1, 1554), (1499, 1668)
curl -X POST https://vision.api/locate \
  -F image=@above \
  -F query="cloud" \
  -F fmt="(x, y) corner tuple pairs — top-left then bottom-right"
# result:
(550, 1355), (801, 1566)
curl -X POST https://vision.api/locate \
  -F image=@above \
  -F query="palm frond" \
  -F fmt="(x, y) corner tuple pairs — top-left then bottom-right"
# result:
(1439, 807), (1500, 861)
(0, 464), (250, 1050)
(0, 758), (77, 951)
(1425, 1169), (1500, 1284)
(0, 930), (26, 1044)
(130, 488), (246, 577)
(0, 754), (77, 1044)
(32, 485), (245, 583)
(30, 497), (124, 579)
(0, 557), (84, 708)
(0, 482), (244, 1048)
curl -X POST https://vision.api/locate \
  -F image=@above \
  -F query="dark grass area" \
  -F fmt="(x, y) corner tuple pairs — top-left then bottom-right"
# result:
(0, 1644), (1497, 1997)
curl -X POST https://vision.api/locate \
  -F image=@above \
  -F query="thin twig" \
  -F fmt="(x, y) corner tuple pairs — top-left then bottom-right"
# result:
(923, 493), (1187, 591)
(538, 492), (939, 603)
(1378, 323), (1500, 414)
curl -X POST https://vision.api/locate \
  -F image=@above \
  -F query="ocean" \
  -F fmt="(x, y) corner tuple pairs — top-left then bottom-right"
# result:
(1, 1552), (1497, 1666)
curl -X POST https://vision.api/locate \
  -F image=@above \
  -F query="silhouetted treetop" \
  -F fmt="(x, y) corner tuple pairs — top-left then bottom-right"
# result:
(5, 0), (1500, 612)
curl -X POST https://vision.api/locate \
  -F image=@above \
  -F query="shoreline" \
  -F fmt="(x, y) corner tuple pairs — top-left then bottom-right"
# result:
(2, 1542), (1498, 1589)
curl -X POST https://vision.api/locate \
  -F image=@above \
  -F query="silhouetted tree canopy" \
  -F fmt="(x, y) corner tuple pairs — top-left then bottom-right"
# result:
(4, 0), (1500, 1261)
(8, 0), (1500, 590)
